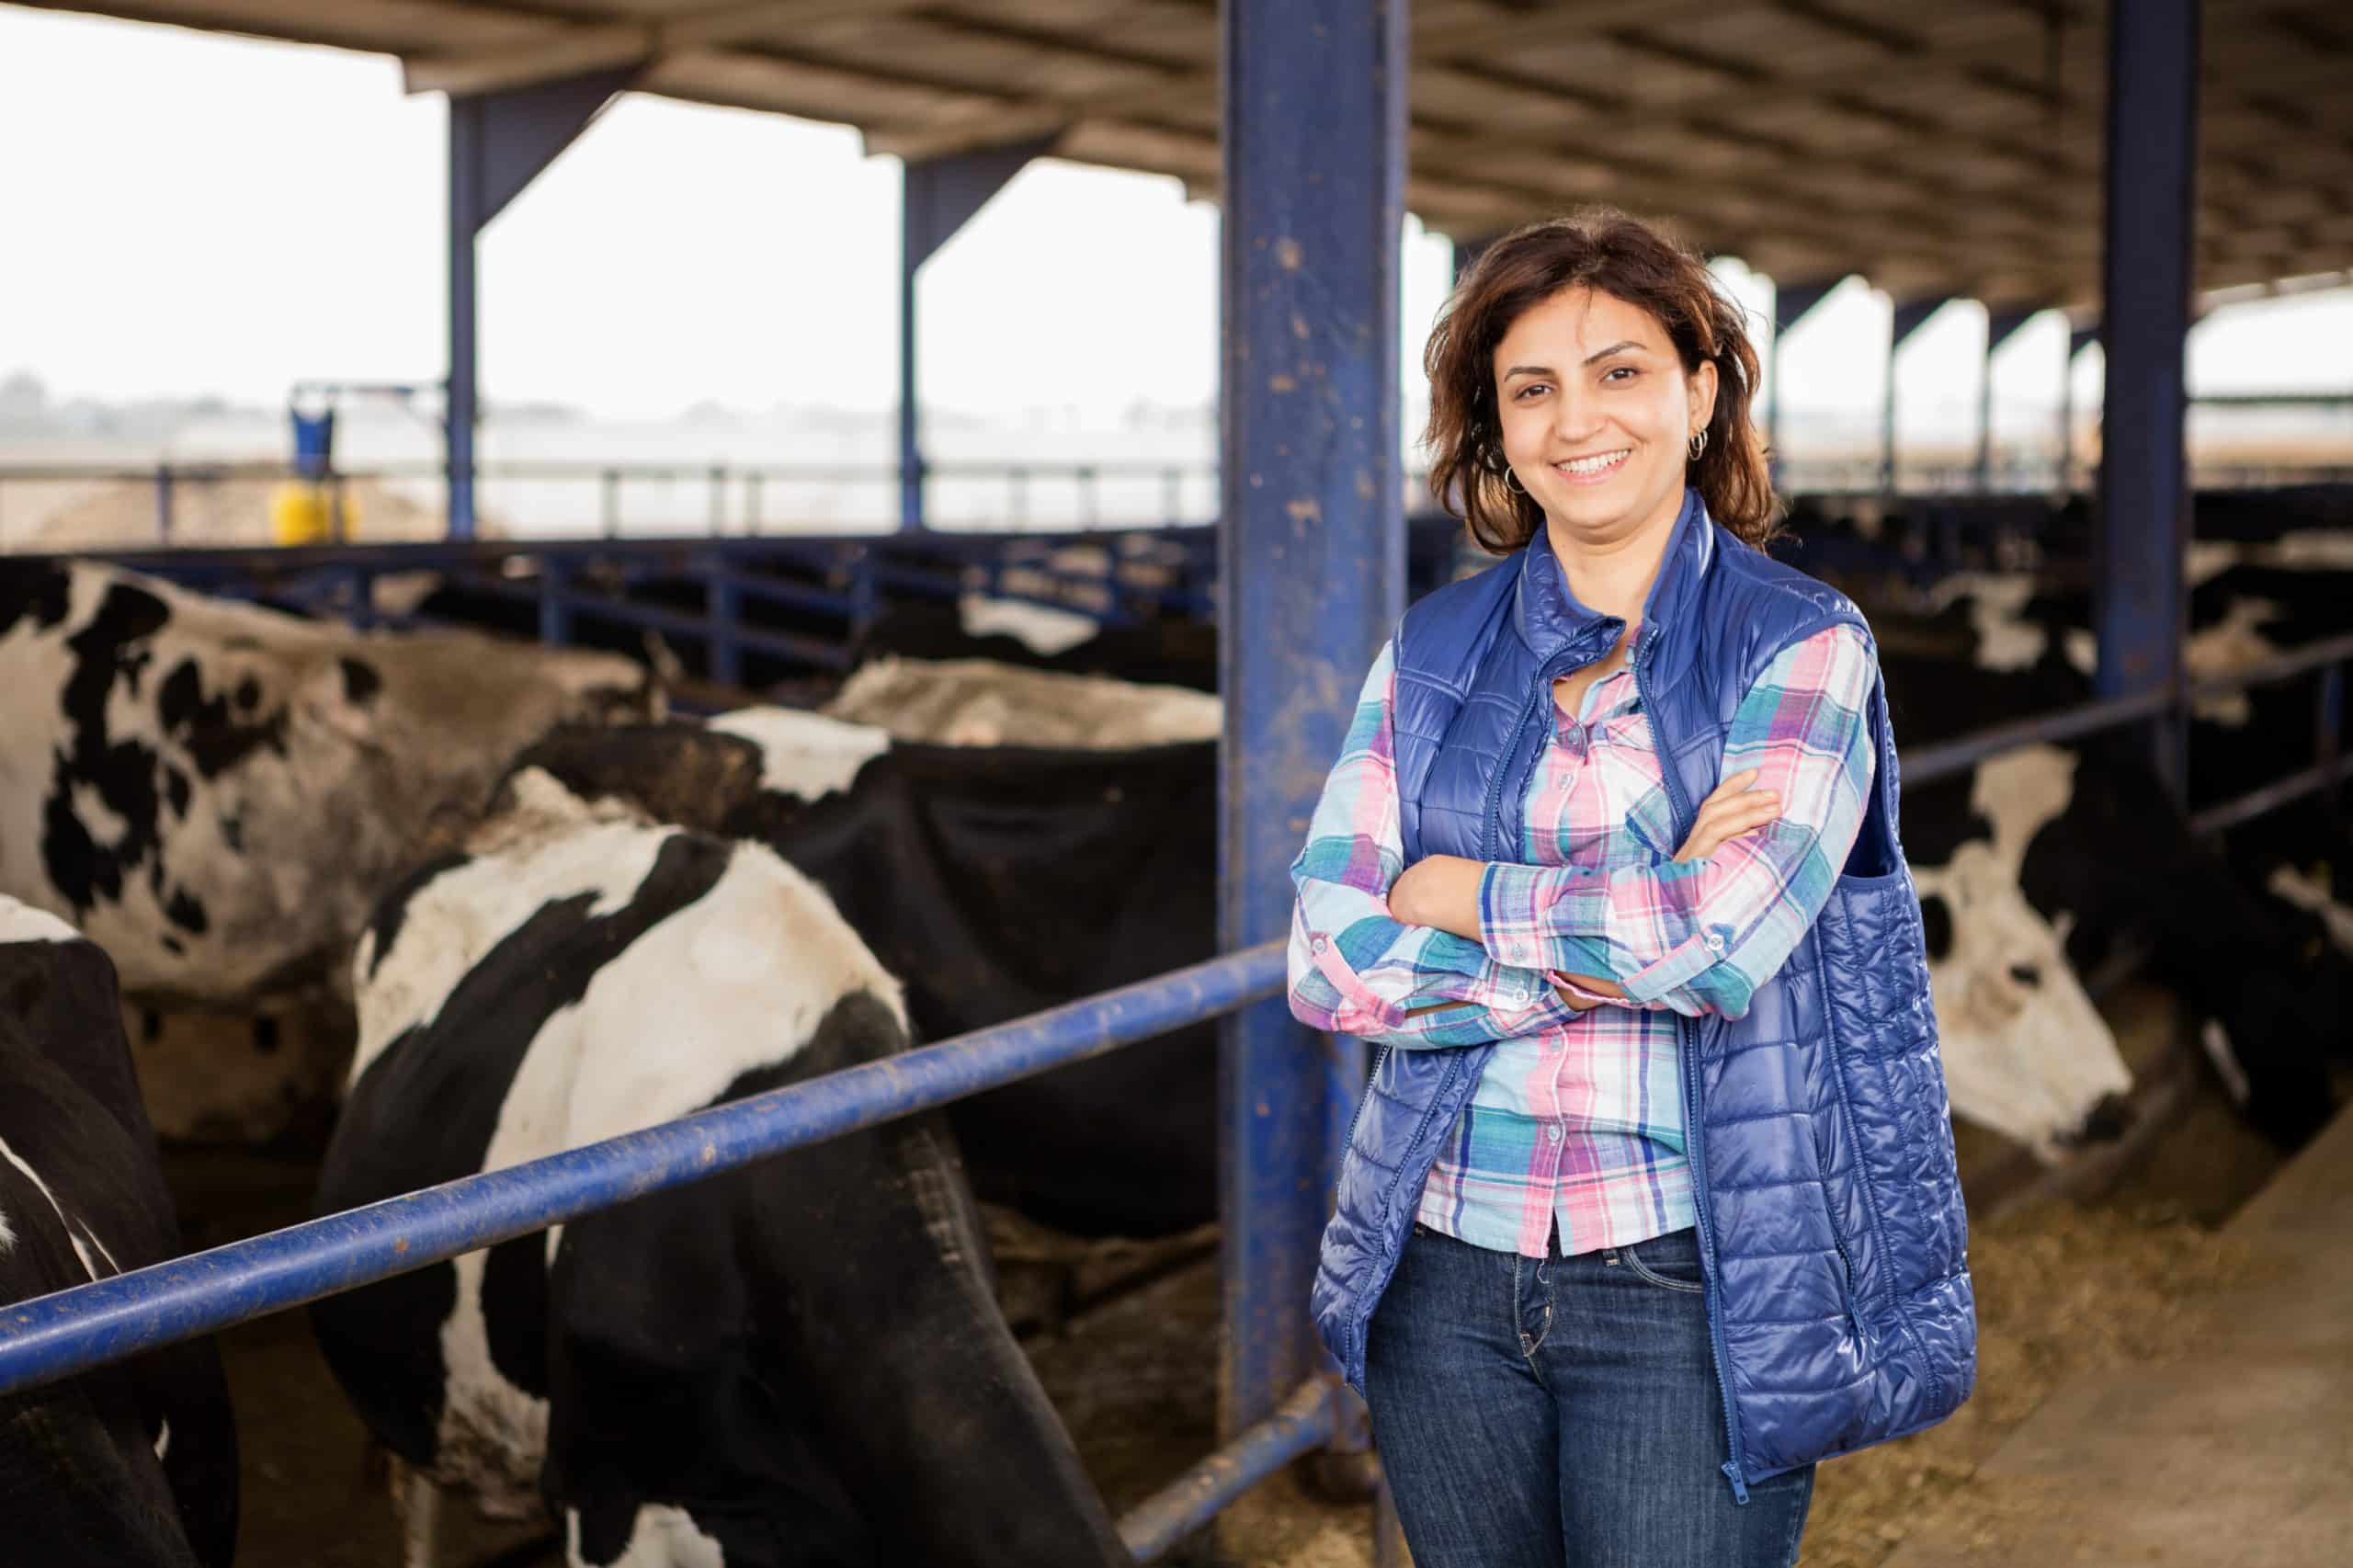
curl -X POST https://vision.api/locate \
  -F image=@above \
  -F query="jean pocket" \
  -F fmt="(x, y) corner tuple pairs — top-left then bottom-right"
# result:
(1618, 1229), (1705, 1293)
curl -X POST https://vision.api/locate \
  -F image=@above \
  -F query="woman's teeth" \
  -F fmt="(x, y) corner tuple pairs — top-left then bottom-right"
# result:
(1555, 449), (1631, 477)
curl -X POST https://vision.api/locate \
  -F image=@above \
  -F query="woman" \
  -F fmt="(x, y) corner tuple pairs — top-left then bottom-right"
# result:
(1288, 210), (1974, 1568)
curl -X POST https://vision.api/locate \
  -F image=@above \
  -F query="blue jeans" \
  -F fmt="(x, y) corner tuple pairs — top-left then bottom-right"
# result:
(1364, 1222), (1814, 1568)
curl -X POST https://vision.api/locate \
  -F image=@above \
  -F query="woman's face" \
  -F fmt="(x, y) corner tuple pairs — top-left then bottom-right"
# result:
(1491, 286), (1717, 547)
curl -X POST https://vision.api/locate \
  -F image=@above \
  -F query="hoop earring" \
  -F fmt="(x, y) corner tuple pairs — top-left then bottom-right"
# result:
(1502, 466), (1527, 495)
(1688, 428), (1710, 461)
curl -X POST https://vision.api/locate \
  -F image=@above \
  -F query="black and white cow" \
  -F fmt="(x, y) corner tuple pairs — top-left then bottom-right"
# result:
(0, 898), (238, 1566)
(0, 562), (659, 1008)
(312, 771), (1131, 1568)
(1882, 654), (2347, 1150)
(512, 699), (1222, 1239)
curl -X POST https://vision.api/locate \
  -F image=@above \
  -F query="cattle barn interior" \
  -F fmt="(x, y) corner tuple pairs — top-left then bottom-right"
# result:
(2, 1), (2351, 1566)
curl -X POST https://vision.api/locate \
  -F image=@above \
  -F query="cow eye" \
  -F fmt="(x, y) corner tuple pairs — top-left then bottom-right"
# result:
(2008, 964), (2041, 988)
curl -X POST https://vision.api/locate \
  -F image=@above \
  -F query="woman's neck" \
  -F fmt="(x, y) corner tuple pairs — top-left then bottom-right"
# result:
(1543, 490), (1684, 628)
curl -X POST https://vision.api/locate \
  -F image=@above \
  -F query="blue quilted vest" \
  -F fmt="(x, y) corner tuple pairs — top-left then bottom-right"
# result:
(1310, 491), (1975, 1500)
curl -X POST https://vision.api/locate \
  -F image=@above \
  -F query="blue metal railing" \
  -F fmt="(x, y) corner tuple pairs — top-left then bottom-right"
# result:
(0, 458), (1248, 544)
(20, 527), (1237, 688)
(0, 943), (1284, 1398)
(0, 943), (1297, 1560)
(1897, 631), (2353, 833)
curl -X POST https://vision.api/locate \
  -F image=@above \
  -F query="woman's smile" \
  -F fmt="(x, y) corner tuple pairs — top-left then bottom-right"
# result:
(1551, 447), (1633, 485)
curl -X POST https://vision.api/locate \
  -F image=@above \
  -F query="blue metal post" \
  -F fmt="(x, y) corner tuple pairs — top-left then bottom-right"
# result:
(1220, 0), (1407, 1447)
(1768, 276), (1841, 482)
(898, 137), (1056, 531)
(1882, 296), (1949, 494)
(447, 67), (638, 540)
(538, 555), (574, 647)
(709, 564), (744, 688)
(2096, 0), (2200, 799)
(1976, 306), (2041, 492)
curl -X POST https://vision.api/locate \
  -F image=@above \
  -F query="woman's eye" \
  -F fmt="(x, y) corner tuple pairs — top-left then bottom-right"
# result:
(1513, 383), (1551, 401)
(1603, 367), (1637, 383)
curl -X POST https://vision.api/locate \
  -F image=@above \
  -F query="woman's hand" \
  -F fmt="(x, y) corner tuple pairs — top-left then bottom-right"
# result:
(1387, 855), (1485, 940)
(1676, 768), (1781, 862)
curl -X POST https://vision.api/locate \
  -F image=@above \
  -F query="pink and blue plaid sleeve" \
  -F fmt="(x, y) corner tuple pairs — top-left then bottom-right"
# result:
(1476, 625), (1879, 1019)
(1288, 638), (1575, 1050)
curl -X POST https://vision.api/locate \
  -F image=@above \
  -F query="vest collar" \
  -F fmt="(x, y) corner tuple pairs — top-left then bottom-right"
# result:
(1511, 486), (1715, 676)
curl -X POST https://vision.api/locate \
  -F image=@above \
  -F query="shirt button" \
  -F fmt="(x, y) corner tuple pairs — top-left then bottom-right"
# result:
(1311, 936), (1328, 953)
(1548, 1125), (1564, 1143)
(1704, 931), (1728, 953)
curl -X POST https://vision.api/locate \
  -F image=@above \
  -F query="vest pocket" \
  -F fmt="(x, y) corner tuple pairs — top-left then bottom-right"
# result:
(1827, 1224), (1867, 1347)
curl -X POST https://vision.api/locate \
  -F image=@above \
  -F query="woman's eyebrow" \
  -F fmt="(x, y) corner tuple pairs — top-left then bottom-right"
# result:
(1581, 339), (1645, 365)
(1501, 363), (1553, 380)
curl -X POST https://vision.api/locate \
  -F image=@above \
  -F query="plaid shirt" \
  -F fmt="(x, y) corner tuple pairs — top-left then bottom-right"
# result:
(1289, 622), (1877, 1259)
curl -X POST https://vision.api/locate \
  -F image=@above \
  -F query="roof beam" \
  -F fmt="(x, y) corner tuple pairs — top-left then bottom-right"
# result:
(403, 0), (924, 97)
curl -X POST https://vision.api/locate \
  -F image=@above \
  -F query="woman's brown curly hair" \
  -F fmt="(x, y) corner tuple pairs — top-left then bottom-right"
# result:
(1424, 207), (1779, 554)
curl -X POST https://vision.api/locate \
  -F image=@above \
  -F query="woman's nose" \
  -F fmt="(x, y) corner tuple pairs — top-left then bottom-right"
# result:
(1550, 386), (1605, 443)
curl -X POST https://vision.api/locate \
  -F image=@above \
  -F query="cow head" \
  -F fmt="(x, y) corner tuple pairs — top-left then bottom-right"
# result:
(1909, 747), (2136, 1159)
(1915, 850), (2131, 1157)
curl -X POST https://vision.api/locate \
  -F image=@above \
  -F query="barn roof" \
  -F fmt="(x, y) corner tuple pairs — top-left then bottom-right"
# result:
(26, 0), (2353, 309)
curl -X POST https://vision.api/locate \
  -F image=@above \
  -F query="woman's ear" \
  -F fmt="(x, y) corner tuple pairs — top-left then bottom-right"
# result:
(1688, 358), (1720, 438)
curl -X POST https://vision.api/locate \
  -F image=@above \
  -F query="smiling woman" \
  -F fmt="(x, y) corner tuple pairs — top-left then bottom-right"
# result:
(1290, 207), (1972, 1568)
(1424, 209), (1777, 556)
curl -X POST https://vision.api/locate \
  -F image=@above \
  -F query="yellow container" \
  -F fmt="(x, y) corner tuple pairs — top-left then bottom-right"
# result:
(269, 481), (359, 546)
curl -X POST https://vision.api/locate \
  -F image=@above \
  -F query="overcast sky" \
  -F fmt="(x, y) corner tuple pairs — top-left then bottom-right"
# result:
(3, 5), (2348, 432)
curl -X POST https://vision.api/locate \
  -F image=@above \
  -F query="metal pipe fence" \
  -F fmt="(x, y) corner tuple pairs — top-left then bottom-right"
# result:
(1896, 632), (2353, 823)
(0, 458), (1267, 543)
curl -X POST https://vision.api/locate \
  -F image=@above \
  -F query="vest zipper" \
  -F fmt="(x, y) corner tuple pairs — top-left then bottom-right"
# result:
(1342, 1040), (1392, 1153)
(1633, 623), (1754, 1506)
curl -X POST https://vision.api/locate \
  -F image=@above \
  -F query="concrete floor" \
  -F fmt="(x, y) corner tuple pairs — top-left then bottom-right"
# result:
(1885, 1107), (2353, 1568)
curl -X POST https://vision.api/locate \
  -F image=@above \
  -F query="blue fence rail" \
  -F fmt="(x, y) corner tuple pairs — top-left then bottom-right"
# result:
(1901, 631), (2353, 837)
(27, 525), (1474, 694)
(22, 528), (1237, 688)
(0, 944), (1292, 1560)
(0, 458), (1252, 543)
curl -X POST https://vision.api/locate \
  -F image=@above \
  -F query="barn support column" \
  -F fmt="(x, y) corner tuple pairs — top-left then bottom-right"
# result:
(1767, 276), (1841, 483)
(898, 137), (1055, 531)
(446, 66), (639, 540)
(2058, 319), (2101, 491)
(1220, 0), (1406, 1451)
(1881, 296), (1949, 496)
(1975, 306), (2041, 492)
(2096, 0), (2200, 798)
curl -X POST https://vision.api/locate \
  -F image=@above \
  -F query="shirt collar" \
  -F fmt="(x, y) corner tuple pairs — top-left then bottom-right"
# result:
(1512, 486), (1714, 667)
